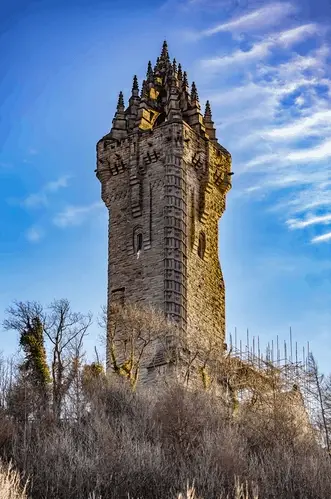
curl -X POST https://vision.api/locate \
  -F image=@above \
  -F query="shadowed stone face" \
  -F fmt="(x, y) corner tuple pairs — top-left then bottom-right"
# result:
(96, 41), (232, 383)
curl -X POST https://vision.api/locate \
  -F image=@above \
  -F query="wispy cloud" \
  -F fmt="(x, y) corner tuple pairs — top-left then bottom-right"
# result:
(286, 139), (331, 162)
(201, 24), (318, 69)
(312, 232), (331, 243)
(23, 192), (48, 208)
(197, 3), (331, 243)
(46, 176), (70, 192)
(287, 214), (331, 229)
(197, 2), (296, 38)
(26, 226), (44, 243)
(53, 202), (103, 228)
(262, 110), (331, 141)
(21, 175), (71, 208)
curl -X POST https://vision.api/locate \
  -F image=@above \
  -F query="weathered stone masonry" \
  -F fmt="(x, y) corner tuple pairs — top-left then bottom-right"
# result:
(96, 42), (233, 379)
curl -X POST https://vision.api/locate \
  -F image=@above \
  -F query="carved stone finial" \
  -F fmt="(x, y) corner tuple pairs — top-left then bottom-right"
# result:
(172, 58), (177, 73)
(204, 100), (212, 120)
(203, 99), (217, 141)
(191, 82), (199, 102)
(117, 91), (125, 110)
(132, 75), (139, 92)
(177, 63), (183, 81)
(140, 79), (149, 99)
(154, 56), (160, 73)
(146, 60), (153, 81)
(161, 40), (169, 61)
(183, 71), (189, 89)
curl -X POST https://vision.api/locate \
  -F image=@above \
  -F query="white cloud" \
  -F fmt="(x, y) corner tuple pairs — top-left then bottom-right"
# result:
(200, 24), (318, 69)
(21, 175), (71, 208)
(262, 110), (331, 141)
(23, 192), (48, 208)
(287, 214), (331, 229)
(285, 139), (331, 162)
(202, 41), (271, 68)
(195, 2), (296, 38)
(312, 232), (331, 243)
(195, 3), (330, 242)
(276, 23), (318, 46)
(26, 227), (44, 243)
(46, 176), (71, 192)
(53, 202), (103, 228)
(244, 153), (279, 170)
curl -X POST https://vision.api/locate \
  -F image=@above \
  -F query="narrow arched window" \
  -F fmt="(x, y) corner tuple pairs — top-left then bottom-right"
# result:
(198, 231), (206, 259)
(136, 232), (143, 252)
(133, 227), (143, 256)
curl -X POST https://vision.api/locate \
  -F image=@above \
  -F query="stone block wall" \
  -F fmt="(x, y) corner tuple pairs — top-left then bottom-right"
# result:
(97, 117), (231, 378)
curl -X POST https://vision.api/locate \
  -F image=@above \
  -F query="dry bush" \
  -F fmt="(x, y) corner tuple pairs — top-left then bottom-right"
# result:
(1, 376), (331, 499)
(0, 460), (28, 499)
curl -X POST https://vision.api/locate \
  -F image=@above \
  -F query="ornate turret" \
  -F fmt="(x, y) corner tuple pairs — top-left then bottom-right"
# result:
(104, 41), (225, 139)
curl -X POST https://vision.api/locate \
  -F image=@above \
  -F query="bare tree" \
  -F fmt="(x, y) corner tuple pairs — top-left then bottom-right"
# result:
(0, 354), (15, 411)
(106, 302), (176, 390)
(3, 301), (45, 335)
(307, 353), (330, 453)
(44, 299), (92, 420)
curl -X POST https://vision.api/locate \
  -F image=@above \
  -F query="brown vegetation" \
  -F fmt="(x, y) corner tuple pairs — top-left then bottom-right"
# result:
(0, 378), (330, 499)
(0, 460), (27, 499)
(1, 301), (331, 499)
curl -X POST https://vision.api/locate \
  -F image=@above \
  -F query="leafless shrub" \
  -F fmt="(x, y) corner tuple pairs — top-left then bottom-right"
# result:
(105, 302), (178, 389)
(0, 375), (330, 499)
(1, 302), (331, 499)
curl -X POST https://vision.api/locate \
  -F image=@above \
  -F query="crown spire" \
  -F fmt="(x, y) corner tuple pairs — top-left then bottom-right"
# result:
(154, 56), (160, 73)
(146, 60), (153, 82)
(183, 71), (189, 90)
(140, 79), (149, 99)
(172, 58), (177, 73)
(204, 100), (212, 120)
(117, 91), (125, 111)
(203, 99), (217, 142)
(110, 91), (127, 140)
(132, 75), (139, 92)
(191, 82), (199, 102)
(177, 63), (183, 81)
(160, 40), (170, 61)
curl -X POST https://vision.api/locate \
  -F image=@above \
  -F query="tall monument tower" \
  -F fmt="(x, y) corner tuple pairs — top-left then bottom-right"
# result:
(96, 42), (232, 376)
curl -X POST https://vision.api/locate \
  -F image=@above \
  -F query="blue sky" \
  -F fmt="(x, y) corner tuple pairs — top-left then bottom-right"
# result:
(1, 0), (330, 370)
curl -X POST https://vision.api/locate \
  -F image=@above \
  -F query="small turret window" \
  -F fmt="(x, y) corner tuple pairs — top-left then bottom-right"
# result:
(198, 232), (206, 259)
(133, 227), (143, 257)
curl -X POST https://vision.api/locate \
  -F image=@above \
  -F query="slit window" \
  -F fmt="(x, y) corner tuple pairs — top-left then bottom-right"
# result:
(133, 227), (143, 255)
(136, 233), (143, 252)
(198, 232), (206, 259)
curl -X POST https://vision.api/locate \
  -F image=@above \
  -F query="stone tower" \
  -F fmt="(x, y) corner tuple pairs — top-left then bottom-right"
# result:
(96, 42), (232, 378)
